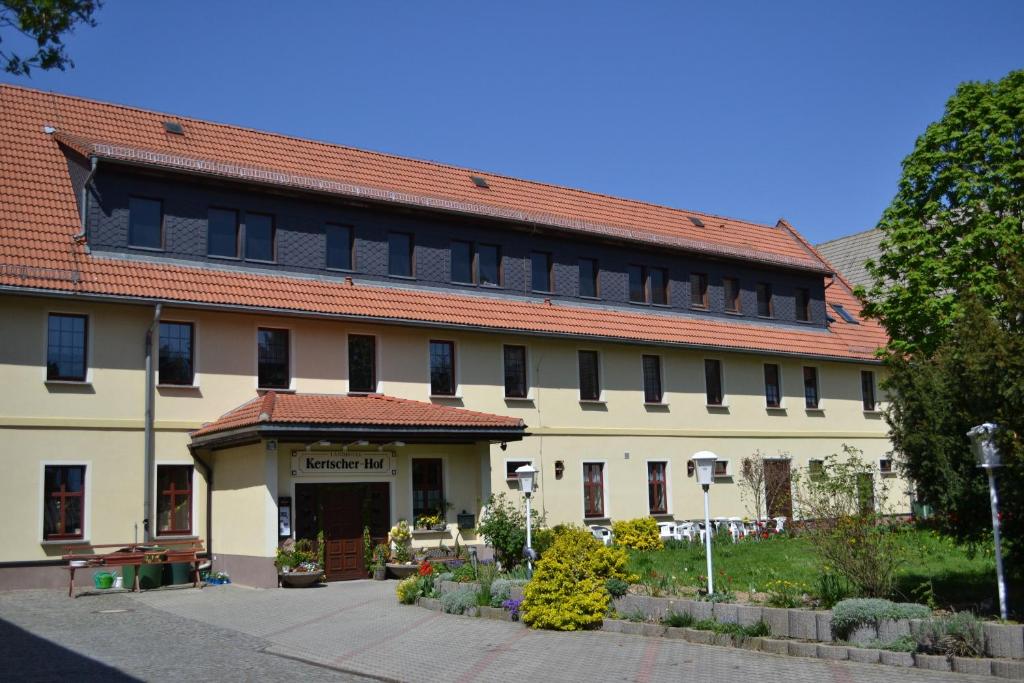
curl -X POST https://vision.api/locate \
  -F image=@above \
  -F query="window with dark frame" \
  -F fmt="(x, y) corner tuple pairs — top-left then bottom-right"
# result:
(412, 458), (444, 518)
(795, 287), (810, 322)
(128, 197), (163, 249)
(388, 232), (414, 277)
(156, 465), (193, 535)
(650, 267), (668, 305)
(257, 328), (290, 389)
(648, 461), (667, 514)
(764, 363), (781, 408)
(803, 366), (820, 409)
(714, 460), (729, 477)
(690, 272), (708, 308)
(326, 224), (353, 270)
(46, 313), (87, 382)
(861, 370), (877, 411)
(530, 251), (552, 292)
(348, 334), (376, 393)
(642, 354), (663, 403)
(245, 212), (275, 262)
(704, 359), (723, 406)
(578, 258), (599, 298)
(478, 244), (500, 286)
(503, 345), (528, 398)
(158, 321), (194, 386)
(723, 277), (740, 313)
(756, 282), (773, 318)
(879, 458), (893, 474)
(451, 240), (473, 283)
(207, 208), (239, 258)
(583, 462), (605, 518)
(429, 340), (456, 396)
(505, 460), (532, 479)
(578, 350), (601, 401)
(628, 265), (646, 303)
(43, 465), (85, 540)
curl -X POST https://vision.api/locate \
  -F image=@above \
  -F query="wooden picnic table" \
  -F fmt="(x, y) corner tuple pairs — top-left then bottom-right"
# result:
(62, 540), (205, 598)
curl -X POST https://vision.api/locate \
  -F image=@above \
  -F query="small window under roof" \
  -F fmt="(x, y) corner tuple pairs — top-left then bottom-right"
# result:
(163, 121), (184, 135)
(470, 175), (489, 189)
(831, 303), (858, 324)
(688, 216), (705, 228)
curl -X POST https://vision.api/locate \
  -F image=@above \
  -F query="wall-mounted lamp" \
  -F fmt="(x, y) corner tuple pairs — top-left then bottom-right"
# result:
(554, 460), (564, 479)
(304, 440), (332, 451)
(342, 439), (369, 452)
(500, 441), (508, 451)
(378, 441), (406, 451)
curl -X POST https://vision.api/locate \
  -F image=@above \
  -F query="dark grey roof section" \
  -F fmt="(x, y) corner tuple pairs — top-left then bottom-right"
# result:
(816, 228), (883, 290)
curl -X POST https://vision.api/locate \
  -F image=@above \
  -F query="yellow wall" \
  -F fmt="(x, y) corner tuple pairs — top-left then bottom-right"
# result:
(0, 293), (901, 564)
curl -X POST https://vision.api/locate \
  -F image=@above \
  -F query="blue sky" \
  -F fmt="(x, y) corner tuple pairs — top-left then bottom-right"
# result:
(3, 1), (1021, 243)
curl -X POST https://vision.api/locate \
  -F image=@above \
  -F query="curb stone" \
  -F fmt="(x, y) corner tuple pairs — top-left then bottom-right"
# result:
(683, 628), (714, 645)
(788, 641), (818, 658)
(762, 608), (789, 637)
(712, 603), (739, 624)
(985, 623), (1024, 660)
(877, 619), (910, 643)
(992, 659), (1024, 680)
(815, 612), (832, 641)
(760, 638), (789, 655)
(816, 644), (848, 661)
(847, 647), (881, 664)
(879, 651), (915, 667)
(789, 610), (818, 640)
(663, 626), (688, 641)
(952, 657), (992, 676)
(740, 636), (763, 651)
(736, 605), (763, 627)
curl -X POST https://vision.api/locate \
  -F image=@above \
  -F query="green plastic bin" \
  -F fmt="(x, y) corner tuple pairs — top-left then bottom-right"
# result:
(122, 563), (162, 589)
(163, 562), (192, 585)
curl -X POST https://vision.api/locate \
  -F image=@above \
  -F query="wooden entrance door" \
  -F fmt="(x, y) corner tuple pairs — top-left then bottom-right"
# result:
(764, 459), (793, 520)
(295, 482), (390, 581)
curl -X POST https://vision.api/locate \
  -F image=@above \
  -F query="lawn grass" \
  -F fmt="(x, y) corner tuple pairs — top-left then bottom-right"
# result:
(626, 527), (1004, 611)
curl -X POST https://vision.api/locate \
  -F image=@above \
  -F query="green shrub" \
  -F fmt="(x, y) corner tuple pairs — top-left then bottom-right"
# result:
(489, 578), (527, 606)
(521, 527), (629, 631)
(440, 588), (478, 615)
(623, 608), (648, 622)
(611, 518), (663, 551)
(396, 576), (421, 604)
(764, 579), (806, 608)
(866, 635), (918, 652)
(605, 577), (630, 598)
(478, 493), (547, 568)
(435, 572), (454, 583)
(451, 562), (477, 582)
(915, 612), (984, 657)
(815, 572), (848, 609)
(662, 610), (694, 628)
(691, 619), (770, 641)
(831, 598), (931, 639)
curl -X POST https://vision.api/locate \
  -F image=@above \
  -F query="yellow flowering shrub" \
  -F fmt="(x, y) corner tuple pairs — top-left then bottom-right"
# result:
(521, 527), (630, 631)
(610, 517), (663, 550)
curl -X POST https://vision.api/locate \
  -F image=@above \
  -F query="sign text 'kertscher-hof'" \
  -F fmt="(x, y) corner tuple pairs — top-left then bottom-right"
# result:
(291, 452), (398, 477)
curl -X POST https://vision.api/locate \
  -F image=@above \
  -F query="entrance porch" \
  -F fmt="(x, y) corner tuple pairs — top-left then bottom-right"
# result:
(189, 392), (526, 587)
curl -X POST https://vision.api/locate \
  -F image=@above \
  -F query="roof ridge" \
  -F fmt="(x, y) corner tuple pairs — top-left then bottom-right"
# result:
(4, 83), (791, 236)
(258, 391), (277, 421)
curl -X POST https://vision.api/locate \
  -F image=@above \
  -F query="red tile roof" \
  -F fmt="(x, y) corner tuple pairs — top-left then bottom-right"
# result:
(191, 392), (526, 439)
(0, 84), (888, 362)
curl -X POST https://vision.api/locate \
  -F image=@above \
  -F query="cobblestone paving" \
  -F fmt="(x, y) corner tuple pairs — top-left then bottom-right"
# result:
(131, 581), (993, 683)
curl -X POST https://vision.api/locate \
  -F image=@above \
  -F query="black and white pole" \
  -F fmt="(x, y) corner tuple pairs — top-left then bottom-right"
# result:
(692, 452), (719, 596)
(967, 423), (1008, 620)
(516, 464), (538, 579)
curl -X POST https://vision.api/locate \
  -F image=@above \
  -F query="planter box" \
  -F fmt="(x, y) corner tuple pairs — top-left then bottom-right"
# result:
(761, 608), (790, 638)
(478, 606), (511, 621)
(788, 610), (818, 640)
(739, 636), (763, 651)
(879, 650), (915, 667)
(735, 605), (763, 628)
(992, 659), (1024, 680)
(815, 612), (833, 642)
(788, 641), (819, 658)
(602, 618), (628, 633)
(847, 647), (881, 664)
(760, 638), (789, 655)
(816, 644), (848, 661)
(914, 653), (951, 672)
(847, 624), (879, 646)
(278, 571), (322, 588)
(985, 623), (1024, 660)
(664, 626), (688, 641)
(712, 633), (735, 647)
(952, 657), (992, 676)
(386, 563), (418, 579)
(683, 628), (714, 645)
(712, 603), (739, 624)
(690, 601), (713, 621)
(416, 597), (442, 611)
(877, 619), (910, 643)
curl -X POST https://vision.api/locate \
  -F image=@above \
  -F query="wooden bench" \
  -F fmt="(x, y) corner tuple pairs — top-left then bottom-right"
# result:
(62, 540), (206, 598)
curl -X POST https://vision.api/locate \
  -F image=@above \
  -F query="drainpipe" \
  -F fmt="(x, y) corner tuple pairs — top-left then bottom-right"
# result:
(144, 303), (162, 542)
(73, 157), (98, 245)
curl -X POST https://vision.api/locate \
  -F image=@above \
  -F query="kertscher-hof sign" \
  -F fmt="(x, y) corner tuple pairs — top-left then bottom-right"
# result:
(291, 451), (398, 477)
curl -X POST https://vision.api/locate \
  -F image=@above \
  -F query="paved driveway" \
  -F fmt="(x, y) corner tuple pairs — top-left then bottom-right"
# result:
(0, 582), (994, 682)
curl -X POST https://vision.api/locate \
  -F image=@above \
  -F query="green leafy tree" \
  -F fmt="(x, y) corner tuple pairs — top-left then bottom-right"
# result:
(476, 493), (545, 568)
(861, 69), (1024, 354)
(1, 0), (101, 75)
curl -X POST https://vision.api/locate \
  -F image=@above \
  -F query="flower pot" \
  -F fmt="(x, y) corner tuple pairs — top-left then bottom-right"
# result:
(279, 571), (322, 588)
(373, 567), (387, 581)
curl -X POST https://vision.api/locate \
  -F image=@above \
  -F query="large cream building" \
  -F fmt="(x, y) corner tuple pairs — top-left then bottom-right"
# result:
(0, 85), (902, 588)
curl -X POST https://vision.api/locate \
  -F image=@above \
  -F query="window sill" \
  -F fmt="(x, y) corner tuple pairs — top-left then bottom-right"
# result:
(805, 407), (826, 414)
(795, 319), (814, 325)
(157, 383), (200, 390)
(584, 517), (610, 524)
(326, 266), (356, 274)
(208, 253), (241, 261)
(258, 387), (296, 394)
(503, 396), (534, 403)
(757, 315), (774, 320)
(41, 538), (88, 546)
(128, 245), (165, 253)
(689, 305), (709, 312)
(863, 409), (883, 416)
(411, 527), (450, 537)
(45, 379), (91, 386)
(644, 401), (669, 407)
(429, 394), (462, 400)
(389, 274), (417, 280)
(531, 290), (554, 295)
(724, 310), (742, 316)
(705, 403), (729, 410)
(578, 295), (601, 301)
(154, 534), (198, 540)
(766, 406), (787, 413)
(579, 399), (607, 405)
(246, 257), (278, 265)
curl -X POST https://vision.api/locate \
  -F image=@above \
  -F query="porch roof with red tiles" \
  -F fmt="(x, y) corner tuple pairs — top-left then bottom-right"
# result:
(0, 84), (888, 363)
(190, 392), (527, 446)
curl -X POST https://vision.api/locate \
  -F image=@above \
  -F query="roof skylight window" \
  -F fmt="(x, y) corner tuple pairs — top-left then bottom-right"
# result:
(831, 303), (858, 324)
(470, 175), (489, 189)
(688, 216), (705, 228)
(163, 121), (184, 135)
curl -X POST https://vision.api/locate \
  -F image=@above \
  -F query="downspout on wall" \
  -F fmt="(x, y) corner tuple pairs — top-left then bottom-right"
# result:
(143, 303), (162, 542)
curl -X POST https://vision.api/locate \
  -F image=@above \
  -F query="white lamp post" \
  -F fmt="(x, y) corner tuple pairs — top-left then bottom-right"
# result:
(515, 464), (538, 577)
(967, 423), (1008, 620)
(692, 451), (718, 595)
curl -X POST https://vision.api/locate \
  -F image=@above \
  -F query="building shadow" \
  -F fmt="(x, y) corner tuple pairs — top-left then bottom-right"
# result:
(0, 617), (139, 681)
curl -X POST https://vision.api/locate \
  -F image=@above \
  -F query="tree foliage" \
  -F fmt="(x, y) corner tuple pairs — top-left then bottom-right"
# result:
(1, 0), (101, 76)
(861, 70), (1024, 354)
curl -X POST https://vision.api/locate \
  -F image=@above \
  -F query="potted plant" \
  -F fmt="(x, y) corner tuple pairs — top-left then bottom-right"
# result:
(372, 543), (390, 580)
(276, 538), (323, 587)
(415, 513), (446, 531)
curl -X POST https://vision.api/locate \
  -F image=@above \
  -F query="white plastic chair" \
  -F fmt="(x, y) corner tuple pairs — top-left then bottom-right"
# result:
(589, 524), (613, 546)
(676, 522), (697, 542)
(656, 521), (676, 541)
(773, 516), (787, 534)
